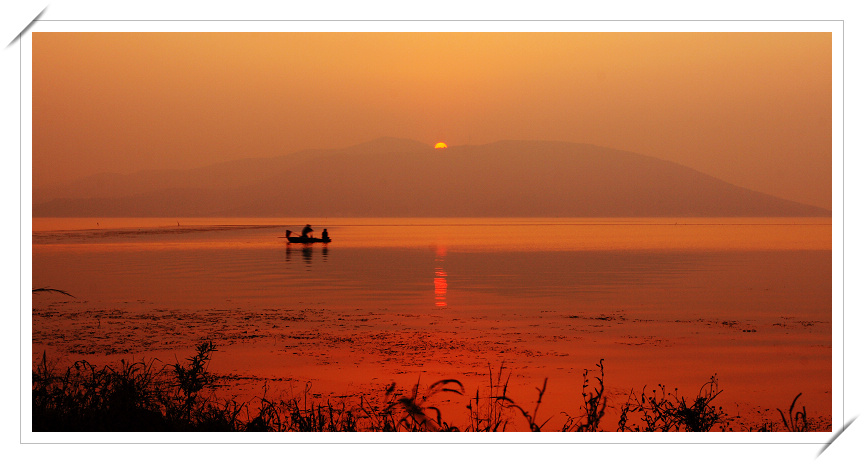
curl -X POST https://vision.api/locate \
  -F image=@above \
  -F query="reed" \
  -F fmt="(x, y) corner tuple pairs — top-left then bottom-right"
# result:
(32, 346), (815, 432)
(561, 359), (606, 432)
(32, 287), (75, 298)
(466, 363), (514, 432)
(33, 342), (236, 431)
(615, 374), (729, 432)
(282, 382), (358, 432)
(32, 351), (169, 431)
(777, 393), (810, 432)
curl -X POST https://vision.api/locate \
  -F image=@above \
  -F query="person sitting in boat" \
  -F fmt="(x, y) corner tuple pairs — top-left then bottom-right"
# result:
(321, 229), (329, 241)
(301, 224), (314, 238)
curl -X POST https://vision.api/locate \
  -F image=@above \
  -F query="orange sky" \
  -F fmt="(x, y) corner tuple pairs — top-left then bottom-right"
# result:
(32, 32), (832, 209)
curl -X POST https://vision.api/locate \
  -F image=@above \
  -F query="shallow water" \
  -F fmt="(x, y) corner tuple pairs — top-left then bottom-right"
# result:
(30, 217), (832, 431)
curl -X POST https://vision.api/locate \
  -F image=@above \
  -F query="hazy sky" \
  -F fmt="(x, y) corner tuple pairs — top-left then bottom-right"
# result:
(32, 32), (832, 209)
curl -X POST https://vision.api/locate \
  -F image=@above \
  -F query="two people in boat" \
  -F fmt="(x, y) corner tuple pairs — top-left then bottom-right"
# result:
(286, 224), (329, 241)
(303, 224), (329, 240)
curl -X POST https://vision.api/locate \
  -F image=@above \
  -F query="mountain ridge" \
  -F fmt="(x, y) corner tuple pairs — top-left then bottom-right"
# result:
(32, 138), (831, 218)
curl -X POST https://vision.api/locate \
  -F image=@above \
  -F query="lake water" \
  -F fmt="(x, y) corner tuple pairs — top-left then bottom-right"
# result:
(30, 217), (832, 431)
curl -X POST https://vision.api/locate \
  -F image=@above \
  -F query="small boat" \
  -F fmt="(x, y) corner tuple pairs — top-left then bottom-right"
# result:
(285, 229), (331, 244)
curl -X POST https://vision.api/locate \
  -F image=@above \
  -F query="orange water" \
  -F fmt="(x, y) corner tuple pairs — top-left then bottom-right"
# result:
(31, 217), (832, 431)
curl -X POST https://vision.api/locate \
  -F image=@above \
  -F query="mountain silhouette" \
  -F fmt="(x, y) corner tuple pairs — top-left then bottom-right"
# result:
(33, 138), (830, 217)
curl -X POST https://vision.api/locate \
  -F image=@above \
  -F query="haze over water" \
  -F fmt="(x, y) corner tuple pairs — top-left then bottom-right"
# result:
(31, 217), (832, 430)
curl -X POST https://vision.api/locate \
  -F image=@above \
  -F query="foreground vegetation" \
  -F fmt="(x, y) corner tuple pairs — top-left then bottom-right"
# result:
(32, 342), (816, 432)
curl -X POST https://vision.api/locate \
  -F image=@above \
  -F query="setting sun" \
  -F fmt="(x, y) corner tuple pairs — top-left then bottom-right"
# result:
(434, 142), (448, 149)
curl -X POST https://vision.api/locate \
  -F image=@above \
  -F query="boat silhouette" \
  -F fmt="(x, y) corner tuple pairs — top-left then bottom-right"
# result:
(285, 229), (331, 244)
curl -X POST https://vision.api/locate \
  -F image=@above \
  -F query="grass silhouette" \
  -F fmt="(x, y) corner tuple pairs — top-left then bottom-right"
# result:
(615, 374), (728, 432)
(32, 287), (74, 298)
(31, 342), (819, 432)
(777, 392), (811, 432)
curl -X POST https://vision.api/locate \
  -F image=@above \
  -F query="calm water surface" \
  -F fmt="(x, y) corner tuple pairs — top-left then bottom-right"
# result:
(31, 218), (832, 430)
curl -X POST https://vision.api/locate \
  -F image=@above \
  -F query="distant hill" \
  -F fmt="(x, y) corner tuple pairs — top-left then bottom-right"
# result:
(32, 138), (830, 217)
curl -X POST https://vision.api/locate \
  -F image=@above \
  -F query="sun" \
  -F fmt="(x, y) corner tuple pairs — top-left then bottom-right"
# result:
(434, 142), (448, 149)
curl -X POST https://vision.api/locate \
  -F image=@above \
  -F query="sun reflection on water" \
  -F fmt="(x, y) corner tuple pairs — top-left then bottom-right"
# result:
(434, 245), (447, 308)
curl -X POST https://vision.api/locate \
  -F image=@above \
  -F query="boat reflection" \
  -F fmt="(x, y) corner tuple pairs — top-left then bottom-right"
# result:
(285, 243), (328, 266)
